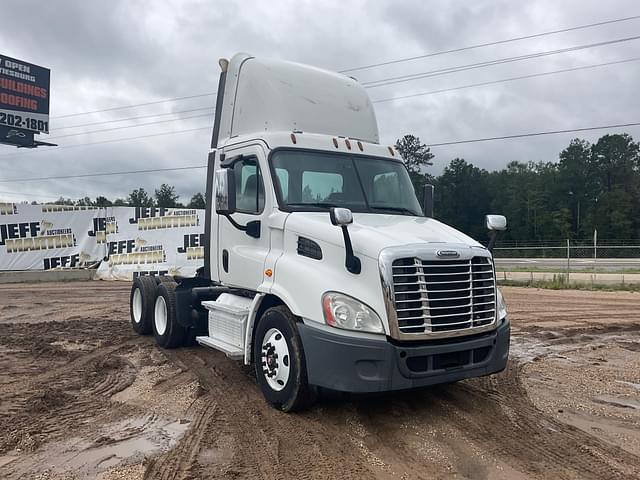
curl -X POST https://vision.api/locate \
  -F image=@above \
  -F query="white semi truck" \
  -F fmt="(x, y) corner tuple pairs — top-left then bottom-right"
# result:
(129, 53), (510, 412)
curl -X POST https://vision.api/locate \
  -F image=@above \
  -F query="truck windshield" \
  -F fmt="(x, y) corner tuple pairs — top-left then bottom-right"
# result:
(270, 150), (423, 216)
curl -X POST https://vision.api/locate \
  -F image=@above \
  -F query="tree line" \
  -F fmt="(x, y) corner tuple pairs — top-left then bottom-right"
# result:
(395, 133), (640, 243)
(47, 132), (639, 243)
(53, 184), (206, 209)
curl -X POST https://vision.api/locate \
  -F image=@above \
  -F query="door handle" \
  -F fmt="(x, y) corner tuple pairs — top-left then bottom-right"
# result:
(222, 249), (229, 272)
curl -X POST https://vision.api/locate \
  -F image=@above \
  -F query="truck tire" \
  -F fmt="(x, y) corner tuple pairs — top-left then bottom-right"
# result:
(152, 282), (185, 349)
(253, 306), (316, 412)
(130, 276), (157, 335)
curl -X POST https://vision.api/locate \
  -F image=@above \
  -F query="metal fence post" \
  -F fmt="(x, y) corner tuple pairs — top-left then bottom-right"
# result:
(593, 229), (597, 273)
(566, 238), (570, 281)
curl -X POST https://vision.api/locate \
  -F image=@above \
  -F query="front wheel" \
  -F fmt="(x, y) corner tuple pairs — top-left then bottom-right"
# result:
(253, 306), (316, 412)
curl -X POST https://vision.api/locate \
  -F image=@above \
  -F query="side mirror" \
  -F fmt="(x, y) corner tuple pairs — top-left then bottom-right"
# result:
(329, 207), (353, 226)
(215, 168), (236, 215)
(486, 214), (507, 231)
(329, 207), (360, 274)
(485, 214), (507, 252)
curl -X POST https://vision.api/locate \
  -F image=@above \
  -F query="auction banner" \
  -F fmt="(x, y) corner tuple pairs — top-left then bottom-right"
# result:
(0, 204), (206, 281)
(95, 206), (206, 281)
(0, 203), (106, 271)
(0, 54), (50, 134)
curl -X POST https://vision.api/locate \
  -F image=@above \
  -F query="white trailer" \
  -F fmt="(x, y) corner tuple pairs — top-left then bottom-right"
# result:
(129, 53), (510, 411)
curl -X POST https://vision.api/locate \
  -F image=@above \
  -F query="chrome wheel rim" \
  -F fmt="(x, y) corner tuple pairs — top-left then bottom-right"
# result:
(154, 296), (167, 335)
(132, 288), (142, 324)
(261, 328), (290, 392)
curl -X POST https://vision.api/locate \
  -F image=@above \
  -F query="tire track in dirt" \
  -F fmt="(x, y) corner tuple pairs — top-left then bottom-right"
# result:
(146, 347), (375, 480)
(429, 365), (640, 479)
(0, 316), (143, 456)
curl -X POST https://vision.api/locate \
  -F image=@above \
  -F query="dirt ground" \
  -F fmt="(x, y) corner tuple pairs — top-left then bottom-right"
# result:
(0, 282), (639, 479)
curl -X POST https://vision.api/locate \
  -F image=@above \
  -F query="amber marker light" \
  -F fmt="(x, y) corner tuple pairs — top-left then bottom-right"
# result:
(265, 268), (273, 277)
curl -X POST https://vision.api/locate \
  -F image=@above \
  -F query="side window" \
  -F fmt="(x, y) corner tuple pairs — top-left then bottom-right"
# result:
(301, 171), (343, 202)
(233, 157), (265, 214)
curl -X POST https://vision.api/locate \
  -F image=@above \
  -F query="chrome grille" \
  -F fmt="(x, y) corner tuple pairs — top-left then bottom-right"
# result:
(391, 256), (496, 335)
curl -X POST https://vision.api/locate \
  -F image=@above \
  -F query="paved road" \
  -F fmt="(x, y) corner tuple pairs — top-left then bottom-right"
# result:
(494, 257), (640, 271)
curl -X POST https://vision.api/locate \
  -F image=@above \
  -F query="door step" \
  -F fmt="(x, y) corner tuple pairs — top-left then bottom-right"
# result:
(199, 293), (253, 360)
(196, 335), (244, 360)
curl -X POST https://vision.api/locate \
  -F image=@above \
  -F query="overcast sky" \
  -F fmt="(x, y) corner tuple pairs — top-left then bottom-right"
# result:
(1, 0), (639, 204)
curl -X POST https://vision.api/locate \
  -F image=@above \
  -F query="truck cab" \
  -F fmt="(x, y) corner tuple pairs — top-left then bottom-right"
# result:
(129, 53), (510, 411)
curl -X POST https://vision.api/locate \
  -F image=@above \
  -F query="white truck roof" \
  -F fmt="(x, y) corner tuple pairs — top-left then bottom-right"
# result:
(215, 53), (379, 147)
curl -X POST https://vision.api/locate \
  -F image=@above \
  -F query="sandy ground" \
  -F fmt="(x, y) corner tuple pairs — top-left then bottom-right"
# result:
(0, 282), (639, 479)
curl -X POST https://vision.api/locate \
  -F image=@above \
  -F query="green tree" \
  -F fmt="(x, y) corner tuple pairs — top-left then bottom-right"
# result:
(558, 139), (594, 238)
(435, 158), (492, 240)
(94, 196), (113, 207)
(76, 196), (94, 206)
(113, 198), (128, 206)
(187, 192), (206, 209)
(54, 197), (74, 205)
(127, 188), (153, 207)
(155, 184), (180, 208)
(394, 134), (435, 194)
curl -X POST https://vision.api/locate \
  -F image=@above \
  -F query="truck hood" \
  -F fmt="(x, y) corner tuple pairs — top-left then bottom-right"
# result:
(284, 212), (484, 259)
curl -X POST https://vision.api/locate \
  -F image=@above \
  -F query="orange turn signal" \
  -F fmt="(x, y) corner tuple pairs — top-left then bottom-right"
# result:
(264, 268), (273, 277)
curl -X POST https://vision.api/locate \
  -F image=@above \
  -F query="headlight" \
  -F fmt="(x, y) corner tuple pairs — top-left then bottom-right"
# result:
(496, 288), (507, 319)
(322, 292), (384, 334)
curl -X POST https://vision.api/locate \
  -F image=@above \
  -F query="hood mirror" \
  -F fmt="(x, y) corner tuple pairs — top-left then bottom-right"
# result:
(486, 214), (507, 231)
(329, 207), (353, 226)
(329, 207), (360, 274)
(485, 214), (507, 252)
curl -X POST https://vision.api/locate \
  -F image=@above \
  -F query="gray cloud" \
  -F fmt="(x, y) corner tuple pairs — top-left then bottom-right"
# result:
(1, 0), (640, 203)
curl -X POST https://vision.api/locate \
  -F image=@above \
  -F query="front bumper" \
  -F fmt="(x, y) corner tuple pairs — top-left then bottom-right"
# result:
(298, 318), (510, 393)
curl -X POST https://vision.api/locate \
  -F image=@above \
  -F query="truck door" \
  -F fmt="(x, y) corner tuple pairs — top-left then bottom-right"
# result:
(218, 145), (271, 289)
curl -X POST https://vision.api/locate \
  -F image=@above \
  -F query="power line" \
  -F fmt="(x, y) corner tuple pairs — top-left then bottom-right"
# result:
(0, 190), (59, 199)
(26, 55), (640, 146)
(425, 121), (640, 147)
(45, 16), (640, 121)
(340, 14), (640, 73)
(0, 126), (211, 158)
(3, 121), (640, 183)
(53, 107), (214, 131)
(47, 112), (214, 141)
(52, 92), (217, 119)
(362, 34), (640, 88)
(0, 165), (207, 183)
(42, 20), (640, 122)
(371, 57), (640, 104)
(3, 53), (638, 160)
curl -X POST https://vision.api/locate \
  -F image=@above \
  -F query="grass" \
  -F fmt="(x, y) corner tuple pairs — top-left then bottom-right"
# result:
(498, 274), (640, 292)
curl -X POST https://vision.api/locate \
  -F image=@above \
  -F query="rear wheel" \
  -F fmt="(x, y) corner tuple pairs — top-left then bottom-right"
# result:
(130, 276), (157, 335)
(153, 282), (185, 348)
(253, 306), (316, 412)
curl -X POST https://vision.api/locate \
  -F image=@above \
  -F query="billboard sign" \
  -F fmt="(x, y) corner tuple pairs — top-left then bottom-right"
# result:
(0, 54), (50, 137)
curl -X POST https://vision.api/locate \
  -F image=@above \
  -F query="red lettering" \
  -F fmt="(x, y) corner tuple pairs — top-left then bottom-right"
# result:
(0, 78), (47, 99)
(0, 93), (38, 111)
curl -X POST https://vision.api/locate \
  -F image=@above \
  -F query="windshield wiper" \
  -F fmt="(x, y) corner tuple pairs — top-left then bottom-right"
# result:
(369, 206), (420, 216)
(286, 202), (339, 209)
